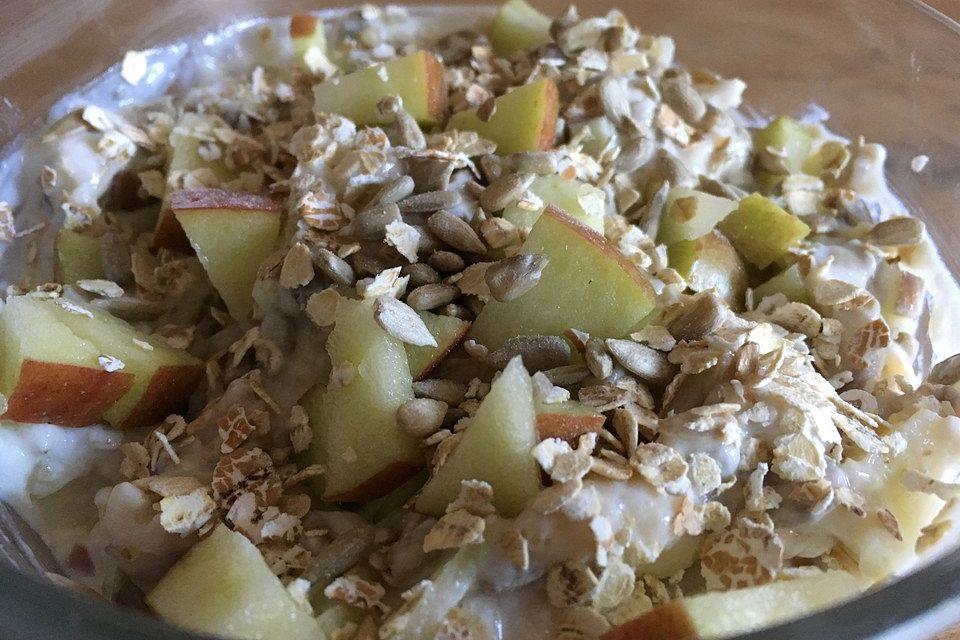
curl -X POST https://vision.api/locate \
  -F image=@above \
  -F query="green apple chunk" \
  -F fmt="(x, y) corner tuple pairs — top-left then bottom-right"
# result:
(501, 175), (605, 233)
(470, 206), (656, 351)
(49, 300), (202, 429)
(146, 526), (321, 640)
(447, 78), (559, 156)
(289, 14), (327, 59)
(752, 262), (809, 304)
(313, 50), (447, 126)
(717, 193), (810, 269)
(656, 187), (738, 246)
(56, 228), (104, 283)
(405, 312), (471, 381)
(668, 230), (748, 306)
(0, 296), (133, 427)
(536, 400), (604, 442)
(305, 298), (422, 502)
(489, 0), (552, 56)
(753, 116), (813, 175)
(415, 356), (540, 517)
(602, 571), (864, 640)
(172, 188), (283, 321)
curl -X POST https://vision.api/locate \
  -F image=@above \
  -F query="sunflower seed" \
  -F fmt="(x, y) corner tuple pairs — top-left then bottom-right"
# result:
(404, 157), (455, 193)
(544, 364), (591, 386)
(605, 339), (674, 385)
(479, 172), (536, 213)
(427, 210), (486, 254)
(428, 250), (466, 273)
(314, 247), (356, 285)
(396, 111), (426, 149)
(668, 293), (726, 341)
(512, 151), (561, 175)
(661, 73), (706, 124)
(397, 398), (448, 438)
(406, 283), (459, 310)
(398, 190), (461, 214)
(413, 379), (468, 405)
(402, 262), (441, 287)
(928, 354), (960, 386)
(487, 335), (572, 372)
(866, 217), (925, 246)
(655, 151), (695, 188)
(615, 136), (657, 173)
(374, 296), (437, 347)
(599, 76), (631, 124)
(352, 203), (401, 240)
(484, 253), (549, 302)
(352, 253), (388, 277)
(585, 337), (614, 379)
(370, 176), (416, 206)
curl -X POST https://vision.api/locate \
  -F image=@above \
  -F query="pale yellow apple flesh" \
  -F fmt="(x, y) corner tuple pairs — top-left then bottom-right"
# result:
(754, 115), (813, 175)
(172, 188), (283, 321)
(717, 193), (810, 269)
(49, 299), (202, 429)
(752, 262), (809, 304)
(289, 14), (327, 59)
(415, 356), (540, 517)
(656, 187), (738, 246)
(0, 296), (133, 427)
(146, 526), (322, 640)
(313, 50), (447, 126)
(446, 78), (558, 156)
(667, 230), (748, 307)
(489, 0), (552, 56)
(304, 298), (423, 502)
(56, 229), (104, 283)
(405, 312), (471, 381)
(501, 174), (605, 233)
(470, 205), (656, 351)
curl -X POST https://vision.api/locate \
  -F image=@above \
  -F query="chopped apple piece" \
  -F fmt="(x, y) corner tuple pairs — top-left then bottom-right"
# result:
(536, 400), (605, 442)
(656, 187), (738, 246)
(572, 116), (619, 159)
(56, 228), (104, 283)
(172, 188), (283, 320)
(49, 299), (202, 429)
(602, 571), (864, 640)
(753, 116), (813, 175)
(313, 50), (447, 126)
(405, 312), (471, 381)
(0, 296), (134, 427)
(447, 78), (558, 156)
(717, 193), (810, 269)
(290, 14), (327, 59)
(489, 0), (552, 56)
(305, 298), (422, 502)
(415, 357), (540, 517)
(146, 526), (321, 640)
(470, 206), (656, 351)
(667, 230), (748, 306)
(873, 259), (925, 321)
(752, 263), (809, 304)
(501, 175), (605, 233)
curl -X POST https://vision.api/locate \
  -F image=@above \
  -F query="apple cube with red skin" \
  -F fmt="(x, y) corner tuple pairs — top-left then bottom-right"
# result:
(147, 526), (322, 640)
(536, 400), (605, 442)
(56, 228), (104, 283)
(405, 312), (471, 381)
(447, 78), (559, 156)
(470, 206), (656, 351)
(172, 188), (283, 321)
(304, 298), (423, 502)
(0, 296), (133, 427)
(415, 356), (540, 517)
(313, 50), (447, 127)
(48, 299), (202, 429)
(717, 193), (810, 269)
(489, 0), (552, 56)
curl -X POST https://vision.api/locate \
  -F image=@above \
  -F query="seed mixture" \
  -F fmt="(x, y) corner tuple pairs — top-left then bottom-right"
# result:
(1, 2), (959, 639)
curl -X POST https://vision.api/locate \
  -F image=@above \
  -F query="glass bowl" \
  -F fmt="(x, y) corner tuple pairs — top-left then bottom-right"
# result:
(0, 0), (959, 638)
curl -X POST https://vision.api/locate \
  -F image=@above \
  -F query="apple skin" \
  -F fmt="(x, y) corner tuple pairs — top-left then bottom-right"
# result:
(536, 401), (605, 442)
(324, 460), (424, 503)
(405, 312), (471, 381)
(4, 360), (133, 427)
(290, 13), (320, 39)
(169, 189), (283, 213)
(117, 364), (204, 429)
(601, 600), (699, 640)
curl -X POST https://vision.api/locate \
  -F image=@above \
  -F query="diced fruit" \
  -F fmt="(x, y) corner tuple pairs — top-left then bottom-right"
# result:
(415, 356), (540, 517)
(447, 78), (558, 156)
(405, 312), (471, 381)
(56, 228), (103, 283)
(146, 526), (321, 640)
(313, 50), (447, 126)
(873, 259), (925, 321)
(656, 187), (738, 246)
(667, 231), (748, 306)
(154, 113), (234, 252)
(470, 206), (656, 351)
(0, 296), (133, 427)
(489, 0), (552, 56)
(717, 193), (810, 269)
(304, 298), (422, 502)
(49, 300), (202, 429)
(753, 116), (813, 175)
(172, 188), (283, 320)
(752, 263), (809, 304)
(501, 175), (605, 233)
(602, 571), (864, 640)
(290, 14), (327, 59)
(572, 116), (619, 160)
(536, 400), (605, 442)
